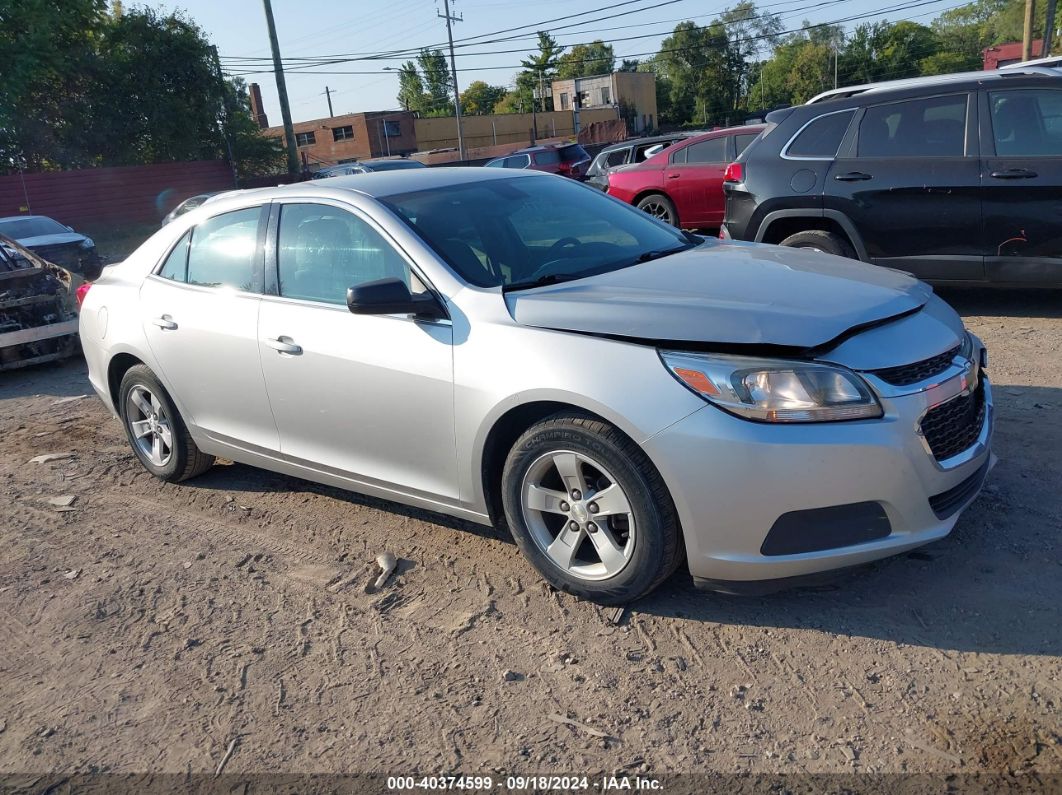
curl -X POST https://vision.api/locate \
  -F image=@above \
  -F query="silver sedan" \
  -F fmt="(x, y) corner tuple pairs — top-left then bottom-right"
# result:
(78, 169), (994, 603)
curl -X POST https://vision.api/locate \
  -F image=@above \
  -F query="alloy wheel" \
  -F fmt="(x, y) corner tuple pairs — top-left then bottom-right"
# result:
(640, 200), (673, 225)
(519, 450), (636, 581)
(126, 385), (173, 467)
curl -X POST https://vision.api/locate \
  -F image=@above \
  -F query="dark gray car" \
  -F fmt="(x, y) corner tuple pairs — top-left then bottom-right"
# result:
(584, 134), (688, 190)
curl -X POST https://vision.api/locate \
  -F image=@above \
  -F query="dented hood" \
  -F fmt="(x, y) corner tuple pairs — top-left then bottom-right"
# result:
(504, 240), (933, 350)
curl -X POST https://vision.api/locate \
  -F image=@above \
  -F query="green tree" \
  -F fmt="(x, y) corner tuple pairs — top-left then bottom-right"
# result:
(518, 31), (565, 111)
(657, 21), (732, 126)
(618, 58), (640, 72)
(460, 81), (508, 115)
(396, 61), (425, 112)
(556, 40), (615, 79)
(416, 48), (454, 116)
(718, 2), (783, 114)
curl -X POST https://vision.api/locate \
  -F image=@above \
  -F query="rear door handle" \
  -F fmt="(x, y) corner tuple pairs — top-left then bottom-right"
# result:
(264, 336), (302, 355)
(151, 315), (177, 330)
(834, 172), (872, 181)
(990, 168), (1037, 179)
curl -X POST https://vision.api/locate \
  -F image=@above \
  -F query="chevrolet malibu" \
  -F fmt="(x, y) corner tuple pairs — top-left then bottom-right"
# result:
(79, 169), (994, 604)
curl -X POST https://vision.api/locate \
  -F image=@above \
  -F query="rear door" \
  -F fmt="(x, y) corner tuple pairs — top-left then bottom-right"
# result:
(139, 206), (279, 452)
(980, 86), (1062, 284)
(826, 92), (984, 281)
(663, 136), (729, 227)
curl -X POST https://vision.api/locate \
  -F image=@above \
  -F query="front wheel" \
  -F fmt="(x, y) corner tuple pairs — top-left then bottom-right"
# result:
(501, 413), (683, 604)
(636, 193), (679, 227)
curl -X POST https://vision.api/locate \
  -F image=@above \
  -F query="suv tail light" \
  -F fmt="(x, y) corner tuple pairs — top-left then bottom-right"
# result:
(75, 282), (92, 309)
(723, 162), (744, 183)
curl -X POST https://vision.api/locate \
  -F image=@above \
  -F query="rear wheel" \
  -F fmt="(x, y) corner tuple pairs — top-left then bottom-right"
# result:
(502, 413), (683, 604)
(118, 364), (214, 482)
(636, 193), (679, 227)
(778, 229), (856, 259)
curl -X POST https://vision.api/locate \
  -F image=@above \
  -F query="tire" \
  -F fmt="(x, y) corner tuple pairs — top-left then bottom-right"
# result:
(636, 193), (679, 227)
(501, 413), (683, 605)
(118, 364), (214, 482)
(778, 229), (857, 259)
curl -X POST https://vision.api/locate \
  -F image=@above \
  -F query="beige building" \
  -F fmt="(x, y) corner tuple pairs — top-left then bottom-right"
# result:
(550, 72), (658, 134)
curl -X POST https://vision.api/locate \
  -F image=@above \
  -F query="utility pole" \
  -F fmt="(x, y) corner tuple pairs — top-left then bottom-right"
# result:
(209, 45), (239, 187)
(438, 0), (466, 161)
(1044, 0), (1057, 56)
(1023, 0), (1037, 62)
(262, 0), (299, 175)
(323, 86), (334, 117)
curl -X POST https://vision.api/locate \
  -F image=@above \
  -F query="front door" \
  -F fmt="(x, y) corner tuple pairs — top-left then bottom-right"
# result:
(139, 206), (279, 453)
(981, 86), (1062, 284)
(257, 201), (458, 501)
(663, 135), (729, 228)
(826, 92), (984, 281)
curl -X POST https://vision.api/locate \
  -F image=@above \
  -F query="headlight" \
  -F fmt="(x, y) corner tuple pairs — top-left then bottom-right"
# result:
(80, 237), (95, 249)
(959, 329), (973, 361)
(660, 350), (883, 423)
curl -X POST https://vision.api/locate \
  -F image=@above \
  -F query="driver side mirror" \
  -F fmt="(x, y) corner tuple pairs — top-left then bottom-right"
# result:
(346, 277), (447, 320)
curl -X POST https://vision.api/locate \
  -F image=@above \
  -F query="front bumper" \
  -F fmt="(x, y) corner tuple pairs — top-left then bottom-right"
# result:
(643, 374), (994, 588)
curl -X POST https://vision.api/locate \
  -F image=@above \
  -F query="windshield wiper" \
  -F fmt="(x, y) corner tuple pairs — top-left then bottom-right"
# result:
(503, 273), (584, 292)
(635, 242), (694, 264)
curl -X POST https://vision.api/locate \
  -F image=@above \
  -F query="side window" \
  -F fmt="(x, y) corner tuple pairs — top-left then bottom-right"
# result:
(735, 133), (759, 156)
(669, 147), (687, 165)
(685, 137), (728, 164)
(858, 95), (967, 157)
(786, 110), (855, 158)
(485, 159), (505, 168)
(157, 231), (191, 282)
(277, 204), (410, 305)
(989, 89), (1062, 156)
(604, 149), (629, 167)
(506, 154), (531, 169)
(186, 208), (261, 290)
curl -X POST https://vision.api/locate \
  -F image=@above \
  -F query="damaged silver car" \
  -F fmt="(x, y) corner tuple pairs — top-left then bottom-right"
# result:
(78, 169), (994, 603)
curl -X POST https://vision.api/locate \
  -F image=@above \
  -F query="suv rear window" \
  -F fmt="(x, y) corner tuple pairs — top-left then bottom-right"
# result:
(785, 111), (854, 158)
(559, 145), (589, 162)
(858, 95), (967, 157)
(534, 149), (562, 165)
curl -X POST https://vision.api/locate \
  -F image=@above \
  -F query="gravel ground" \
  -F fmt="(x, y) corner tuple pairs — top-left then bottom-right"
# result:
(0, 288), (1059, 782)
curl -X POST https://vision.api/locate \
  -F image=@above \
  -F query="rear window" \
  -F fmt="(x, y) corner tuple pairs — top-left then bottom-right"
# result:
(560, 145), (589, 162)
(0, 216), (69, 238)
(785, 111), (854, 158)
(533, 149), (562, 165)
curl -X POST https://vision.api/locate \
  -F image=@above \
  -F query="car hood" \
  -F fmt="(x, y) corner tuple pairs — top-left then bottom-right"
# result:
(504, 240), (933, 350)
(19, 232), (89, 248)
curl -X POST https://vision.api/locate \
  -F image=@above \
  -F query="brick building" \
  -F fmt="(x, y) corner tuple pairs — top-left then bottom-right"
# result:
(263, 111), (418, 172)
(550, 72), (658, 134)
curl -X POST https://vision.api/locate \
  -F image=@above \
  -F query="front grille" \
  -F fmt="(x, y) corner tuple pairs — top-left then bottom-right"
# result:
(871, 344), (960, 386)
(928, 460), (990, 519)
(920, 382), (986, 462)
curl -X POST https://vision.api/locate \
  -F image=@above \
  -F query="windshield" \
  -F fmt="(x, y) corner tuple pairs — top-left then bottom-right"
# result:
(0, 216), (69, 238)
(383, 175), (693, 288)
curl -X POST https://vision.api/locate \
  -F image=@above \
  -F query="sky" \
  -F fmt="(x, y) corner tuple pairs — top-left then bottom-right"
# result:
(156, 0), (968, 125)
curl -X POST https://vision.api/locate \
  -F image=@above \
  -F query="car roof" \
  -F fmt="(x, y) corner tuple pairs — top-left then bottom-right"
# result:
(806, 65), (1062, 104)
(294, 166), (545, 198)
(676, 124), (766, 145)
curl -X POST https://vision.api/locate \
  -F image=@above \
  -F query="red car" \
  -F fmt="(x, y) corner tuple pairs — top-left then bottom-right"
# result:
(606, 125), (764, 230)
(484, 143), (592, 179)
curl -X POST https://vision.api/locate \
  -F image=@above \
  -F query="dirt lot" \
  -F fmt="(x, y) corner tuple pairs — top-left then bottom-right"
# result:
(0, 289), (1059, 783)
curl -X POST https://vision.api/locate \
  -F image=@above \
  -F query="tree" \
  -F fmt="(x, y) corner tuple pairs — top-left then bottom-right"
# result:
(556, 40), (615, 79)
(718, 2), (783, 114)
(460, 81), (508, 115)
(417, 48), (454, 116)
(518, 31), (565, 111)
(618, 58), (640, 72)
(657, 21), (732, 126)
(396, 61), (425, 112)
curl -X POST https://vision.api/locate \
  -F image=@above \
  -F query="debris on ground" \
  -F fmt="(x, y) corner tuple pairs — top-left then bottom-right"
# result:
(546, 713), (613, 739)
(51, 395), (87, 406)
(214, 737), (237, 777)
(374, 551), (397, 589)
(63, 569), (80, 580)
(29, 453), (73, 465)
(48, 495), (76, 509)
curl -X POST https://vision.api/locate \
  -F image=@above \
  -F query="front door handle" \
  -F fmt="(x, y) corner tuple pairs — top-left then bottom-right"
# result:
(834, 171), (873, 181)
(667, 173), (681, 179)
(151, 315), (177, 330)
(264, 336), (302, 355)
(990, 168), (1037, 179)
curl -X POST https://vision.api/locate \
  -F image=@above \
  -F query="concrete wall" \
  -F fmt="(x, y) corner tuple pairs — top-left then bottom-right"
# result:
(264, 111), (418, 169)
(0, 161), (236, 228)
(414, 108), (618, 152)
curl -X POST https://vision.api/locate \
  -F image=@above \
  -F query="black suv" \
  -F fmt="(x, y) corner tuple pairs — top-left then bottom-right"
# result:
(722, 66), (1062, 285)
